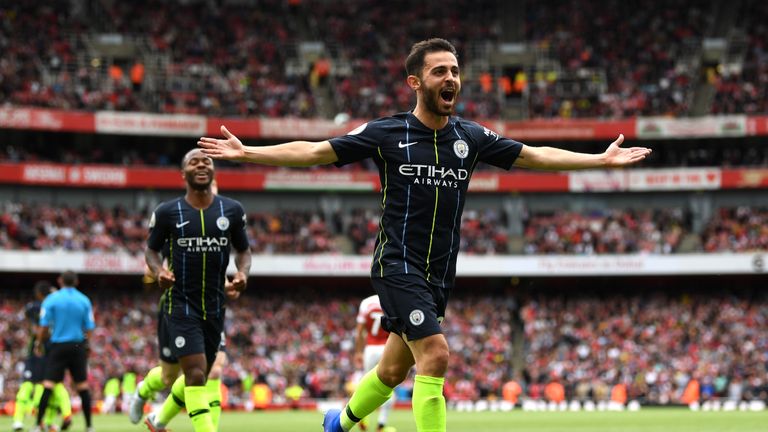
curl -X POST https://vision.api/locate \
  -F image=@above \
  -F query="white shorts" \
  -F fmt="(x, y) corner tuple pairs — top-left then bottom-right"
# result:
(363, 344), (386, 372)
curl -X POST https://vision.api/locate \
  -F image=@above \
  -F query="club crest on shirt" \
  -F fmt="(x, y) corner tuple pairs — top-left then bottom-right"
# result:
(453, 140), (469, 159)
(216, 216), (230, 231)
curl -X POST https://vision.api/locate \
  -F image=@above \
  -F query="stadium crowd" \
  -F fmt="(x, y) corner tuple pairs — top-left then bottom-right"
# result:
(0, 202), (339, 255)
(525, 0), (710, 118)
(710, 1), (768, 116)
(2, 0), (766, 119)
(2, 288), (766, 406)
(522, 208), (689, 255)
(522, 291), (768, 404)
(2, 1), (767, 427)
(3, 202), (767, 255)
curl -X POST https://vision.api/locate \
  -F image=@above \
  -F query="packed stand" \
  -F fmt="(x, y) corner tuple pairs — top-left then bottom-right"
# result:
(0, 290), (513, 405)
(3, 287), (767, 405)
(525, 0), (710, 118)
(0, 0), (315, 116)
(0, 1), (141, 112)
(523, 208), (690, 255)
(303, 0), (503, 119)
(700, 206), (768, 252)
(0, 0), (502, 118)
(521, 290), (768, 404)
(0, 202), (147, 255)
(710, 1), (768, 115)
(3, 202), (768, 256)
(247, 210), (339, 254)
(7, 0), (768, 119)
(0, 202), (511, 256)
(0, 202), (341, 255)
(100, 0), (317, 117)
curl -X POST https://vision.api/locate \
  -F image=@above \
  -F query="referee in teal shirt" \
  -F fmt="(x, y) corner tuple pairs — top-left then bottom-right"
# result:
(35, 271), (96, 432)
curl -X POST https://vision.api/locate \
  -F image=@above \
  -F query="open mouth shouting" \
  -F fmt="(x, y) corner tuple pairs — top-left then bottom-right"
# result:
(440, 87), (456, 104)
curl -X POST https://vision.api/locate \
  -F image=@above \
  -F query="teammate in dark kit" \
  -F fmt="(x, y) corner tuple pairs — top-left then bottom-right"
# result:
(143, 149), (251, 432)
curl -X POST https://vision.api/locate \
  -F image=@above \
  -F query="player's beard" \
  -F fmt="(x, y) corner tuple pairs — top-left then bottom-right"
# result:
(185, 171), (213, 191)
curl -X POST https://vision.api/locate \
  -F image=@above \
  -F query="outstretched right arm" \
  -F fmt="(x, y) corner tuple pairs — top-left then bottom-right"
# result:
(198, 125), (338, 167)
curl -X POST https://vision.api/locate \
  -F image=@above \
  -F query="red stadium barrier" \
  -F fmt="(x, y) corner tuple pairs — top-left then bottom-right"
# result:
(4, 107), (768, 141)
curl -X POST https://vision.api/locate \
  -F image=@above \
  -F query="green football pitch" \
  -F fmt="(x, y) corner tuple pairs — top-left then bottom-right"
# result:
(3, 408), (768, 432)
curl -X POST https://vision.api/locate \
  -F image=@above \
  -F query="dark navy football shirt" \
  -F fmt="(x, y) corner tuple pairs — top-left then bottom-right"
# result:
(24, 300), (42, 355)
(147, 195), (249, 319)
(330, 112), (522, 286)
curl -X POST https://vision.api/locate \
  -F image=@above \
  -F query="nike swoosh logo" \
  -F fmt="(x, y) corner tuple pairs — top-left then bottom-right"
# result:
(398, 141), (419, 148)
(176, 221), (190, 228)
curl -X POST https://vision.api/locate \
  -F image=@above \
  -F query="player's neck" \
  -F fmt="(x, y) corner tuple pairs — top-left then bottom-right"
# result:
(185, 189), (214, 209)
(412, 105), (449, 130)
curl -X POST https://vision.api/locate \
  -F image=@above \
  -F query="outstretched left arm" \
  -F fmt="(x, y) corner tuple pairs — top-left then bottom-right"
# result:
(513, 134), (651, 170)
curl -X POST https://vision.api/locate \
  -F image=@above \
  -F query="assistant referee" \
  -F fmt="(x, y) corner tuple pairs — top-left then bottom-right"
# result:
(35, 271), (96, 432)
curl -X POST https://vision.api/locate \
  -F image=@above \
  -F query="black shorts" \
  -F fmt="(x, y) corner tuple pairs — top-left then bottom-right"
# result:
(44, 342), (88, 383)
(23, 354), (46, 383)
(165, 314), (223, 366)
(371, 274), (451, 341)
(157, 312), (177, 364)
(159, 313), (226, 364)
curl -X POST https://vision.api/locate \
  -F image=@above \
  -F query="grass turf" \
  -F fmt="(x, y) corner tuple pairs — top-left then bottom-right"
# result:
(3, 408), (767, 432)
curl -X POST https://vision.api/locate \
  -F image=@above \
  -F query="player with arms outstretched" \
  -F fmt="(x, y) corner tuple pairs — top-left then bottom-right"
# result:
(198, 38), (650, 432)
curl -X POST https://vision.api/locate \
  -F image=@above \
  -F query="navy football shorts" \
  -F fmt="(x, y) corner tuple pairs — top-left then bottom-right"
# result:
(23, 354), (46, 382)
(165, 314), (223, 366)
(371, 273), (451, 341)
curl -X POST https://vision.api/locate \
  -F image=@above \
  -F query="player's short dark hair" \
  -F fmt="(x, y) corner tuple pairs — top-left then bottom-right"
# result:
(405, 38), (458, 78)
(181, 148), (213, 169)
(59, 270), (78, 287)
(33, 280), (53, 297)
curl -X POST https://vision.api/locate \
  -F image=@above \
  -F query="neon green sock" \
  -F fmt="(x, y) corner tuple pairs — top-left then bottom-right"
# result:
(340, 367), (393, 431)
(412, 375), (446, 432)
(54, 383), (72, 418)
(32, 384), (45, 422)
(32, 384), (44, 407)
(206, 379), (222, 431)
(43, 398), (58, 427)
(185, 385), (214, 432)
(13, 381), (34, 423)
(139, 366), (166, 400)
(156, 375), (185, 426)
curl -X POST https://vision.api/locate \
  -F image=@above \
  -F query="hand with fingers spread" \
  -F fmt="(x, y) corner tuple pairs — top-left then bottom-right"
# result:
(602, 134), (652, 167)
(198, 125), (245, 161)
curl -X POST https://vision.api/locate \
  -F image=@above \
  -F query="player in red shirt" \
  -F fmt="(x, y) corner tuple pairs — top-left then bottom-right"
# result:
(354, 295), (397, 432)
